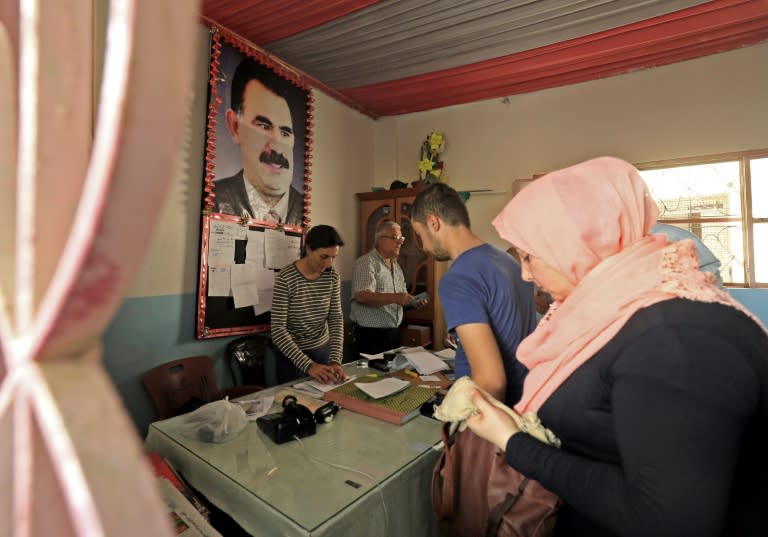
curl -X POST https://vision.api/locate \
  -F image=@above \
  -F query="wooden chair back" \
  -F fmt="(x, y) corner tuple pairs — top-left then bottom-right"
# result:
(142, 356), (218, 420)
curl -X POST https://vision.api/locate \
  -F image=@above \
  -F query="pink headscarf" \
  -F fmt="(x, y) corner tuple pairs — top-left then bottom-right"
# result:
(493, 157), (765, 413)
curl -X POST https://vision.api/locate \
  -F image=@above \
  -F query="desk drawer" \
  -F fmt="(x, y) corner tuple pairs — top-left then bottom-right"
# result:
(401, 325), (431, 347)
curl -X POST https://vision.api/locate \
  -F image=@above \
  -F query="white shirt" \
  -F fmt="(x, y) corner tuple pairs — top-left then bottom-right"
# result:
(243, 174), (289, 223)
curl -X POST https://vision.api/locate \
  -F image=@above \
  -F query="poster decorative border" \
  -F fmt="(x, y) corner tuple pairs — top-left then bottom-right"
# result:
(196, 27), (314, 338)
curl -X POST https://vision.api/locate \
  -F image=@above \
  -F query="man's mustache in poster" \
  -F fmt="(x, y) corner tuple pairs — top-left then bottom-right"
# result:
(260, 149), (290, 170)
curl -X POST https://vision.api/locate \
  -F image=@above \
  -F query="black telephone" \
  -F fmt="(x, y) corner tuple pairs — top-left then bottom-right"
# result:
(257, 396), (317, 444)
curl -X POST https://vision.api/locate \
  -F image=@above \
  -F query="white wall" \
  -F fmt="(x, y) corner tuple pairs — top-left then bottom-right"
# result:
(376, 42), (768, 251)
(307, 90), (375, 279)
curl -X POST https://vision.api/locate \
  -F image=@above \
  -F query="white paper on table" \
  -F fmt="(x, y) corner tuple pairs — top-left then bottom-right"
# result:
(245, 229), (266, 267)
(294, 375), (356, 394)
(354, 378), (410, 399)
(231, 264), (261, 308)
(392, 351), (449, 375)
(207, 265), (231, 297)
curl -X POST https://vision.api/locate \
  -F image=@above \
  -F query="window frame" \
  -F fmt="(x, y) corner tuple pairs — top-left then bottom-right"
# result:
(636, 148), (768, 288)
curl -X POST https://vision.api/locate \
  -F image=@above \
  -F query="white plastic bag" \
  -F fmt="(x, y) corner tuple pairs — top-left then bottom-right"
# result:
(180, 398), (247, 443)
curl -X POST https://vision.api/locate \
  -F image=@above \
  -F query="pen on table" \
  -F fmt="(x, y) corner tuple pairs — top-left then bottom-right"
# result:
(404, 369), (418, 378)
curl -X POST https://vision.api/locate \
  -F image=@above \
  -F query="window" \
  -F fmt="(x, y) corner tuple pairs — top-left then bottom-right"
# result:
(637, 150), (768, 287)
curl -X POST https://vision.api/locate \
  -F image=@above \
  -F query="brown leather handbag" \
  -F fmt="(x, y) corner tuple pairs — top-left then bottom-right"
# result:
(432, 422), (561, 537)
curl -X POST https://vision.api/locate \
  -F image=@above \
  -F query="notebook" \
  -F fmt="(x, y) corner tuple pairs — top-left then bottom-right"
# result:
(323, 377), (438, 425)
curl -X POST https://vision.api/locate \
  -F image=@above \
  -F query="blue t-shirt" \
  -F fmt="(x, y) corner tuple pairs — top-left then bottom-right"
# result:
(439, 243), (537, 404)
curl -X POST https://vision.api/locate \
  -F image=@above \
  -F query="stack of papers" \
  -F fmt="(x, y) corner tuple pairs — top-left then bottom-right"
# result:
(353, 377), (411, 399)
(393, 349), (450, 375)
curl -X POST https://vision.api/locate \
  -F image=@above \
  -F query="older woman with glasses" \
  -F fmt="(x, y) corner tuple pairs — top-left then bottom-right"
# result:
(467, 157), (768, 537)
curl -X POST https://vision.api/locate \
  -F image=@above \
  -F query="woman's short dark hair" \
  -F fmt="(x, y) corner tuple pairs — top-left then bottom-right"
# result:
(304, 225), (345, 255)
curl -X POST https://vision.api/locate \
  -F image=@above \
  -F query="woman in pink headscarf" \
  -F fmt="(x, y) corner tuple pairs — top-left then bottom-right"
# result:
(467, 157), (768, 537)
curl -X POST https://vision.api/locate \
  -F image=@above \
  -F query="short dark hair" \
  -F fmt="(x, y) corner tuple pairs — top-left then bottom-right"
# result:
(230, 58), (294, 114)
(304, 225), (345, 254)
(411, 183), (470, 227)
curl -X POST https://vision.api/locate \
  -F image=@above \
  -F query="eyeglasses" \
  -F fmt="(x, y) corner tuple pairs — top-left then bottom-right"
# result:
(383, 235), (406, 242)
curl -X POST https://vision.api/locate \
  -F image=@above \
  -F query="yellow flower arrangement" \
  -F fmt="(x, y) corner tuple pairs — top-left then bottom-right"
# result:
(418, 131), (446, 183)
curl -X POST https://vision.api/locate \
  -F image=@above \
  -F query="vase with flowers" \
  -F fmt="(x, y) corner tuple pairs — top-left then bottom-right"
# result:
(417, 132), (445, 184)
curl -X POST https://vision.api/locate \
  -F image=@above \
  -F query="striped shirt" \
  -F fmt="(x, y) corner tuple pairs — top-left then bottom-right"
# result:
(271, 262), (343, 373)
(350, 249), (407, 328)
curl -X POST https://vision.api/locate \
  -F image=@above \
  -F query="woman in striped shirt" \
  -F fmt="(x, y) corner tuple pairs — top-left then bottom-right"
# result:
(271, 225), (346, 384)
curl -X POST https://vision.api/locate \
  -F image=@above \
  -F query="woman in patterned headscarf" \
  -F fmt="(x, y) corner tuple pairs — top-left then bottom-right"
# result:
(467, 156), (768, 536)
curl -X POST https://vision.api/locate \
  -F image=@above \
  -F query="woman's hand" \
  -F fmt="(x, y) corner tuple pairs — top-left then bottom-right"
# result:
(308, 362), (346, 384)
(466, 390), (521, 450)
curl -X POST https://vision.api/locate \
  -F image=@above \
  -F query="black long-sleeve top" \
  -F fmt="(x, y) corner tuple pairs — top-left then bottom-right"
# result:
(506, 299), (768, 537)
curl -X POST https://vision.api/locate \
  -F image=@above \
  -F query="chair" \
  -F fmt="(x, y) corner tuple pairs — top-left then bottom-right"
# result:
(142, 356), (263, 421)
(226, 335), (276, 388)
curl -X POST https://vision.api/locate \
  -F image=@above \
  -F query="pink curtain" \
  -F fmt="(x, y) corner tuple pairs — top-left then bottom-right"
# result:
(0, 1), (200, 535)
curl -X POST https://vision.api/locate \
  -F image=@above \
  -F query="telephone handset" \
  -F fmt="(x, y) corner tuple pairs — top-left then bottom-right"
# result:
(282, 395), (314, 421)
(256, 395), (317, 444)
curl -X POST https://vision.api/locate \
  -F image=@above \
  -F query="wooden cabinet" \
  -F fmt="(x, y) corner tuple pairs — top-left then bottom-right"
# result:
(356, 187), (447, 350)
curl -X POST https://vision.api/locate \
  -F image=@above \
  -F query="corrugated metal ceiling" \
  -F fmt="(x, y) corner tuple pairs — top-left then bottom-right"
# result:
(201, 0), (768, 117)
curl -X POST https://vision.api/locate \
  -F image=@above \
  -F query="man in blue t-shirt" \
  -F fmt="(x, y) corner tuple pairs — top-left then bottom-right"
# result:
(411, 184), (537, 404)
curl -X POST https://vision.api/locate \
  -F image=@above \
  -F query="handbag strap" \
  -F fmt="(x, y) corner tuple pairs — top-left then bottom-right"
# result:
(434, 422), (458, 517)
(485, 477), (530, 537)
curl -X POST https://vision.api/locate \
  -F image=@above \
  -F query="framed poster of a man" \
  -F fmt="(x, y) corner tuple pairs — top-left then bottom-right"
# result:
(203, 33), (311, 228)
(196, 30), (313, 339)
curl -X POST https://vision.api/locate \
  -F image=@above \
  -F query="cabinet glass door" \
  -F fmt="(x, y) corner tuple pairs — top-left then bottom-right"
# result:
(360, 201), (392, 254)
(397, 199), (430, 298)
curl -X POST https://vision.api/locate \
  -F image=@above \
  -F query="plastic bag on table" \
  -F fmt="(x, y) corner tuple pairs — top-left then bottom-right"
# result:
(179, 398), (247, 443)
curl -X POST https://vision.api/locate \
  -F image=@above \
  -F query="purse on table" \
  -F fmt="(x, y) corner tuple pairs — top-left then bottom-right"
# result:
(431, 421), (561, 537)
